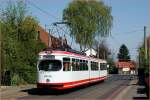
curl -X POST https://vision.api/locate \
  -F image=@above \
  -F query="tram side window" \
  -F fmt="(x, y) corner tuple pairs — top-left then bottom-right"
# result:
(72, 59), (76, 71)
(72, 59), (88, 71)
(80, 60), (88, 71)
(100, 63), (107, 70)
(86, 61), (88, 70)
(83, 60), (88, 71)
(80, 60), (84, 70)
(96, 62), (98, 70)
(63, 58), (71, 71)
(91, 62), (98, 70)
(76, 59), (80, 71)
(72, 59), (79, 71)
(91, 62), (94, 70)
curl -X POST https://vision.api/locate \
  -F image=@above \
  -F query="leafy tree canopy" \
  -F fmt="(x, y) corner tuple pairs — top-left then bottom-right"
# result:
(0, 0), (45, 85)
(63, 0), (113, 51)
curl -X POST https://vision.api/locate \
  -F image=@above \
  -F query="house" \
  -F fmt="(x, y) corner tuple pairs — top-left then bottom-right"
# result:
(37, 26), (69, 49)
(115, 61), (136, 74)
(85, 48), (97, 57)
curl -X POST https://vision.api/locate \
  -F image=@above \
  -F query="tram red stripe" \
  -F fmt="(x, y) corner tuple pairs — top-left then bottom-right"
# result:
(37, 76), (107, 89)
(62, 76), (106, 89)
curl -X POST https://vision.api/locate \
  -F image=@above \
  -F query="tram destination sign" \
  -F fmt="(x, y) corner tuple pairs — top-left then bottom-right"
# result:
(39, 55), (55, 59)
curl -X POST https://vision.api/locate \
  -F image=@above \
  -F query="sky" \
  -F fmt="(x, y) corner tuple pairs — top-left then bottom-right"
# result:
(0, 0), (149, 61)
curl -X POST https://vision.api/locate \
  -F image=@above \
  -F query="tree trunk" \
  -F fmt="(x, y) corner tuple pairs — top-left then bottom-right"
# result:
(0, 33), (1, 86)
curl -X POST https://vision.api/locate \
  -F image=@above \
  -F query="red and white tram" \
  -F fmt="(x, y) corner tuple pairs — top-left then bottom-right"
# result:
(37, 49), (108, 90)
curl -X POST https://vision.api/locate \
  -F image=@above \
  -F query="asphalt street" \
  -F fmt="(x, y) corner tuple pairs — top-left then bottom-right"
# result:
(16, 74), (134, 100)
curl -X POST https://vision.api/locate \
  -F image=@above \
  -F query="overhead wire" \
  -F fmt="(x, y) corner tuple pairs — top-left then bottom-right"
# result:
(26, 0), (69, 35)
(26, 0), (73, 46)
(109, 28), (144, 59)
(112, 29), (143, 35)
(26, 0), (69, 31)
(26, 0), (60, 21)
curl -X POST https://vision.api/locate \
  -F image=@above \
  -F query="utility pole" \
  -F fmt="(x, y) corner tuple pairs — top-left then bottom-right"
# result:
(148, 36), (150, 71)
(144, 26), (147, 59)
(45, 24), (47, 31)
(147, 34), (150, 70)
(0, 23), (2, 86)
(48, 29), (52, 48)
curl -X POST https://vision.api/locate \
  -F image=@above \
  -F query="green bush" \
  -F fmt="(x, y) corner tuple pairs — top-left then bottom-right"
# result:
(11, 74), (24, 86)
(1, 1), (46, 85)
(22, 71), (37, 84)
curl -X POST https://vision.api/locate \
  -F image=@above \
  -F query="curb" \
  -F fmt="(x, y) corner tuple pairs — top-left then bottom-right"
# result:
(0, 84), (36, 96)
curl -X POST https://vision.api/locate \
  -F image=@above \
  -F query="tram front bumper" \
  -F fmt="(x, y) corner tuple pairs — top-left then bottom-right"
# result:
(37, 83), (64, 89)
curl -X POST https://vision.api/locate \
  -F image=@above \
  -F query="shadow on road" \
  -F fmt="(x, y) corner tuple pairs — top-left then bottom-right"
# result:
(21, 81), (105, 95)
(22, 88), (70, 95)
(133, 97), (148, 100)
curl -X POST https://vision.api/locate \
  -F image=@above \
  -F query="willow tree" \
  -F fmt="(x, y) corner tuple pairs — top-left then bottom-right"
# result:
(63, 0), (113, 51)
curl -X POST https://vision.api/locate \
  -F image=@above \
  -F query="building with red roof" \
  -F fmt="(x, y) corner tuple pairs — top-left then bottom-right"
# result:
(116, 61), (136, 74)
(37, 26), (69, 49)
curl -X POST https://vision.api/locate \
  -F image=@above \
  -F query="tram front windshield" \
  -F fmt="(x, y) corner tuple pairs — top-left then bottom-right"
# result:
(38, 60), (62, 71)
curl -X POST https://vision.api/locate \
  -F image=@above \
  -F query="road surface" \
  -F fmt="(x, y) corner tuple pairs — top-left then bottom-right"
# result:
(15, 74), (134, 100)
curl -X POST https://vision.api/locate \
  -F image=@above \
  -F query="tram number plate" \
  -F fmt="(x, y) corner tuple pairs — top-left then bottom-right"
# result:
(44, 75), (52, 78)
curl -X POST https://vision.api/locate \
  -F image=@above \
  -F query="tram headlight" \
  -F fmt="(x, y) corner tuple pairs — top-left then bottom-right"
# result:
(46, 79), (50, 82)
(38, 55), (43, 59)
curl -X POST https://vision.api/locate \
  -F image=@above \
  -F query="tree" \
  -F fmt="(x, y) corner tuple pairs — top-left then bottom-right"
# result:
(94, 40), (110, 59)
(117, 44), (130, 61)
(138, 36), (150, 74)
(63, 0), (113, 51)
(0, 21), (2, 85)
(107, 56), (118, 74)
(0, 1), (45, 85)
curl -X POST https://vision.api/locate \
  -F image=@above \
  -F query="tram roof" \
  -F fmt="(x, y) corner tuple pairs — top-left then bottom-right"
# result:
(39, 50), (106, 62)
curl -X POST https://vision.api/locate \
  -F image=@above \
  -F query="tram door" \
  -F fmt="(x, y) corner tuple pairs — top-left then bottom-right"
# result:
(89, 61), (99, 82)
(88, 61), (91, 81)
(98, 63), (100, 78)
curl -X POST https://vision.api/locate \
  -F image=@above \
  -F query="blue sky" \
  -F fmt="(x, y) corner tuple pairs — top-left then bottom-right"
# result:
(0, 0), (149, 61)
